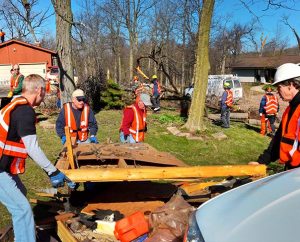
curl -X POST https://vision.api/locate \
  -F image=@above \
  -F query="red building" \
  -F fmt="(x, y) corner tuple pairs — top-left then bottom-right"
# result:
(0, 39), (57, 81)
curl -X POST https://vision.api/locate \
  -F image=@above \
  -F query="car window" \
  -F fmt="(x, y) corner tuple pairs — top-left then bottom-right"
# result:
(224, 80), (233, 88)
(233, 79), (241, 88)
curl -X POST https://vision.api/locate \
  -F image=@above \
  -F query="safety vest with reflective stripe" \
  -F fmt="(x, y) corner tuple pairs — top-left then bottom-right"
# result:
(128, 105), (146, 142)
(280, 105), (300, 166)
(225, 90), (233, 107)
(10, 74), (23, 92)
(64, 103), (90, 142)
(0, 97), (28, 174)
(264, 94), (278, 115)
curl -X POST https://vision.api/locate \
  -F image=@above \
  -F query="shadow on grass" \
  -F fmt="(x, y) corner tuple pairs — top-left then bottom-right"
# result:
(244, 123), (261, 133)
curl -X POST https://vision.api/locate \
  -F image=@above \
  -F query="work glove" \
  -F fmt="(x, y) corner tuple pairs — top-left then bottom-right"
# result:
(90, 136), (99, 144)
(61, 135), (66, 145)
(7, 91), (13, 98)
(49, 169), (76, 189)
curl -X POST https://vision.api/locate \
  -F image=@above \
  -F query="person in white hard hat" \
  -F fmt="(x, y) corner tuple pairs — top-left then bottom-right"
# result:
(249, 63), (300, 170)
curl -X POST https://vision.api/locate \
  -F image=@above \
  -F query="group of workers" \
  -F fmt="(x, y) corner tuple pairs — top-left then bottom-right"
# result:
(220, 78), (280, 134)
(220, 62), (300, 171)
(0, 69), (156, 241)
(132, 74), (161, 112)
(2, 62), (300, 241)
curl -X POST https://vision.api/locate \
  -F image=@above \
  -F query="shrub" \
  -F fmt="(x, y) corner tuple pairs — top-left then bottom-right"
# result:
(100, 79), (125, 110)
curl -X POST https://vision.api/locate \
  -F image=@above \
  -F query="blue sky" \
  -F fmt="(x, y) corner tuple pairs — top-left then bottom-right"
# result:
(215, 0), (300, 48)
(39, 0), (300, 48)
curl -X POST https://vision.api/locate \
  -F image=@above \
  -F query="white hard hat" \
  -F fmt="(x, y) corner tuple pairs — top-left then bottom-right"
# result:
(273, 63), (300, 86)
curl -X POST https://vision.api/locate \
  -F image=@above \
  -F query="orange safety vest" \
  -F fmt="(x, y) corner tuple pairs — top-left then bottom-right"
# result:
(45, 80), (51, 93)
(280, 105), (300, 166)
(10, 74), (23, 92)
(127, 105), (146, 142)
(264, 94), (278, 115)
(225, 90), (233, 107)
(0, 97), (28, 174)
(0, 31), (5, 37)
(64, 103), (90, 141)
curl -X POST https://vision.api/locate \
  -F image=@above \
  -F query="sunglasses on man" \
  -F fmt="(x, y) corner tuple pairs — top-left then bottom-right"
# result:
(76, 96), (86, 102)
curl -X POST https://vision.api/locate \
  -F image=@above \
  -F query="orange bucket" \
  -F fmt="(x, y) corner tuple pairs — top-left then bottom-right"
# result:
(114, 211), (149, 242)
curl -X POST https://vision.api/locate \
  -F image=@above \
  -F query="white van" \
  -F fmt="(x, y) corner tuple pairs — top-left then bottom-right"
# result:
(184, 74), (243, 107)
(206, 74), (243, 106)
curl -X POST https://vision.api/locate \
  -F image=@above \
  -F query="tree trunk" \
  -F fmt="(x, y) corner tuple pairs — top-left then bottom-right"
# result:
(52, 0), (75, 104)
(185, 0), (215, 131)
(118, 53), (122, 83)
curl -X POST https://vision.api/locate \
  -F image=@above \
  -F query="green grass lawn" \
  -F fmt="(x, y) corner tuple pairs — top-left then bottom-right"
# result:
(0, 108), (275, 228)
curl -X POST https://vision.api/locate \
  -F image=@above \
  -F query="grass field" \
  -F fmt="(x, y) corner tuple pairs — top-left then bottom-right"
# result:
(0, 107), (279, 228)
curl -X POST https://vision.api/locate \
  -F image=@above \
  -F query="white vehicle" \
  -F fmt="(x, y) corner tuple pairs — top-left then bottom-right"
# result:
(184, 75), (243, 107)
(206, 74), (243, 106)
(184, 167), (300, 242)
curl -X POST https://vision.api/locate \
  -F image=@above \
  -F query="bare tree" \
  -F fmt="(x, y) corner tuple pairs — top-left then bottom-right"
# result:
(282, 16), (300, 54)
(0, 0), (52, 42)
(185, 0), (214, 131)
(100, 1), (124, 83)
(108, 0), (156, 81)
(263, 30), (289, 56)
(51, 0), (75, 104)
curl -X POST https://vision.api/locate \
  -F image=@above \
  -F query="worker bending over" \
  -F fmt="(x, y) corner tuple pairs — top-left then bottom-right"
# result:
(250, 63), (300, 170)
(120, 93), (152, 143)
(0, 74), (75, 242)
(56, 89), (98, 144)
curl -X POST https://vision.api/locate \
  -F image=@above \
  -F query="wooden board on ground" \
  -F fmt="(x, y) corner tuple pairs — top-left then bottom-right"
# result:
(207, 112), (248, 121)
(56, 142), (187, 170)
(81, 201), (165, 217)
(57, 221), (77, 242)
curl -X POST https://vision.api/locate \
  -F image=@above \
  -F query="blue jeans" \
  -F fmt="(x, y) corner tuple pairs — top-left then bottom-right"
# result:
(0, 172), (35, 242)
(119, 132), (136, 143)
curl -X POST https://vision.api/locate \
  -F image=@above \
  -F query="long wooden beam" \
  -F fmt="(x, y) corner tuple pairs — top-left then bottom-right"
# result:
(64, 126), (75, 169)
(62, 165), (266, 182)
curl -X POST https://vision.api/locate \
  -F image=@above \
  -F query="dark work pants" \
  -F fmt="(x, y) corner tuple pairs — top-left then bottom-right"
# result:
(151, 95), (160, 109)
(266, 115), (276, 133)
(221, 107), (230, 128)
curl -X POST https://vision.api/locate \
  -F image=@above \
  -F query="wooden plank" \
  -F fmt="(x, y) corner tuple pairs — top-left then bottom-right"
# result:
(81, 201), (165, 217)
(65, 126), (75, 169)
(0, 225), (13, 242)
(118, 158), (128, 168)
(61, 165), (266, 182)
(207, 113), (248, 120)
(180, 181), (218, 195)
(55, 156), (70, 170)
(57, 221), (78, 242)
(55, 212), (75, 222)
(58, 143), (187, 167)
